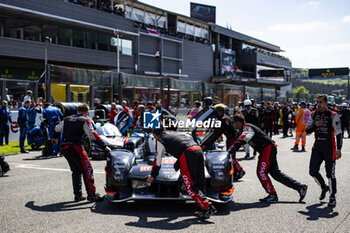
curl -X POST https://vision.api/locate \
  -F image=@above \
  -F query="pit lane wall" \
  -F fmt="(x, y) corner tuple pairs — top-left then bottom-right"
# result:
(5, 110), (94, 143)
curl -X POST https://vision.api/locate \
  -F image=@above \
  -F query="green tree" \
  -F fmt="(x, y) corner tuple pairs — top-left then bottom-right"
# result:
(292, 86), (310, 102)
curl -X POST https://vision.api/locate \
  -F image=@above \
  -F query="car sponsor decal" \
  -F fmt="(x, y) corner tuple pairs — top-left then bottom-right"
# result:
(140, 166), (152, 172)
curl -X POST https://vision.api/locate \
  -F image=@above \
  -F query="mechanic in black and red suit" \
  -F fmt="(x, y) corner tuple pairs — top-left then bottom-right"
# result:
(228, 114), (308, 203)
(262, 101), (274, 138)
(53, 103), (111, 202)
(146, 129), (217, 220)
(306, 95), (343, 207)
(213, 104), (245, 181)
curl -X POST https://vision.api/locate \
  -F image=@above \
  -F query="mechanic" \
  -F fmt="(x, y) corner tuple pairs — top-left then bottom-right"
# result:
(18, 100), (30, 153)
(203, 96), (213, 109)
(0, 155), (10, 176)
(0, 100), (12, 146)
(261, 101), (274, 138)
(146, 129), (217, 220)
(27, 101), (42, 132)
(241, 99), (259, 158)
(339, 103), (350, 138)
(53, 103), (111, 202)
(43, 103), (63, 156)
(228, 114), (308, 203)
(291, 101), (311, 152)
(306, 95), (342, 207)
(109, 103), (119, 123)
(273, 102), (280, 135)
(281, 102), (292, 138)
(214, 104), (245, 180)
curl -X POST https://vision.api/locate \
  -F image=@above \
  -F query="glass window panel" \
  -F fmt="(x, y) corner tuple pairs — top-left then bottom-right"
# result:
(158, 16), (167, 28)
(194, 26), (201, 37)
(132, 8), (145, 22)
(177, 21), (186, 33)
(58, 28), (72, 46)
(73, 29), (85, 48)
(4, 19), (23, 39)
(24, 23), (41, 41)
(42, 24), (58, 44)
(121, 39), (132, 55)
(145, 12), (155, 25)
(98, 34), (109, 51)
(86, 32), (97, 49)
(186, 24), (194, 35)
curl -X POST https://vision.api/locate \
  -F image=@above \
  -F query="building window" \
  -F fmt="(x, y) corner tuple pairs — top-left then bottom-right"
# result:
(42, 24), (58, 44)
(73, 29), (85, 48)
(121, 39), (132, 55)
(58, 28), (73, 46)
(86, 32), (97, 49)
(4, 19), (23, 39)
(98, 34), (109, 51)
(24, 23), (41, 42)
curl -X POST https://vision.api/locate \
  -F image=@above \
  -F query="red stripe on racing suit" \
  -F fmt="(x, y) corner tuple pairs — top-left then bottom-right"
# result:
(73, 145), (96, 194)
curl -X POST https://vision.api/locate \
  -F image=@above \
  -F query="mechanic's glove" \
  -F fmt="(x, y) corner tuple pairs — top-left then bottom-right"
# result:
(173, 160), (180, 171)
(104, 146), (111, 153)
(227, 147), (236, 155)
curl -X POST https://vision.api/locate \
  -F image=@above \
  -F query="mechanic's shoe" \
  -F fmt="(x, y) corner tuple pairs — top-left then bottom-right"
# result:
(291, 145), (298, 152)
(301, 146), (306, 152)
(238, 170), (246, 180)
(195, 205), (217, 220)
(20, 149), (29, 153)
(328, 196), (336, 207)
(245, 153), (250, 159)
(74, 195), (86, 202)
(298, 185), (308, 203)
(259, 194), (278, 203)
(87, 193), (104, 202)
(319, 186), (329, 200)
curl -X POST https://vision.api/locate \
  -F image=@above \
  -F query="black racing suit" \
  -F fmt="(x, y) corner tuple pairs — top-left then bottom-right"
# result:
(262, 106), (274, 138)
(54, 114), (107, 196)
(306, 109), (342, 196)
(0, 155), (10, 174)
(273, 106), (280, 135)
(151, 131), (211, 210)
(339, 107), (350, 137)
(282, 107), (292, 137)
(228, 123), (303, 194)
(241, 107), (259, 155)
(221, 115), (243, 173)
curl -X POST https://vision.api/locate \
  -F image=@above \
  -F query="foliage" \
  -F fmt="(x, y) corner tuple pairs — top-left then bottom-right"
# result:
(0, 142), (32, 155)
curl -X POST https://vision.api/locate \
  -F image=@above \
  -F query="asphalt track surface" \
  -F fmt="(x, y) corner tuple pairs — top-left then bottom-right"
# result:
(1, 134), (350, 233)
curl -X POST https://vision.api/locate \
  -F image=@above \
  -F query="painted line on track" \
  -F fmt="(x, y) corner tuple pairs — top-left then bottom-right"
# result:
(15, 165), (104, 174)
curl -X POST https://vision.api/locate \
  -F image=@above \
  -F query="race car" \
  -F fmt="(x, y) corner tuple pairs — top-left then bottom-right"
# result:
(104, 133), (234, 204)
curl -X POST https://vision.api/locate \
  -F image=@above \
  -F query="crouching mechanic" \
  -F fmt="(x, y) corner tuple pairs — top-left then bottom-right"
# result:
(146, 129), (217, 220)
(228, 115), (308, 203)
(53, 103), (111, 202)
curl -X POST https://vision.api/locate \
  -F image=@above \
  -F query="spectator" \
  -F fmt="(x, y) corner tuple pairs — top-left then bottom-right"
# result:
(23, 90), (33, 104)
(188, 101), (202, 119)
(5, 88), (10, 103)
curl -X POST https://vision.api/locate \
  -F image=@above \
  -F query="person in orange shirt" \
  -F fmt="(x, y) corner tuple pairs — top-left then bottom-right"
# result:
(292, 101), (311, 152)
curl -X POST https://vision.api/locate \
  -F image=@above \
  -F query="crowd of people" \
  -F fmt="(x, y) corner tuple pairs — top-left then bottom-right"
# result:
(242, 46), (290, 62)
(65, 0), (126, 16)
